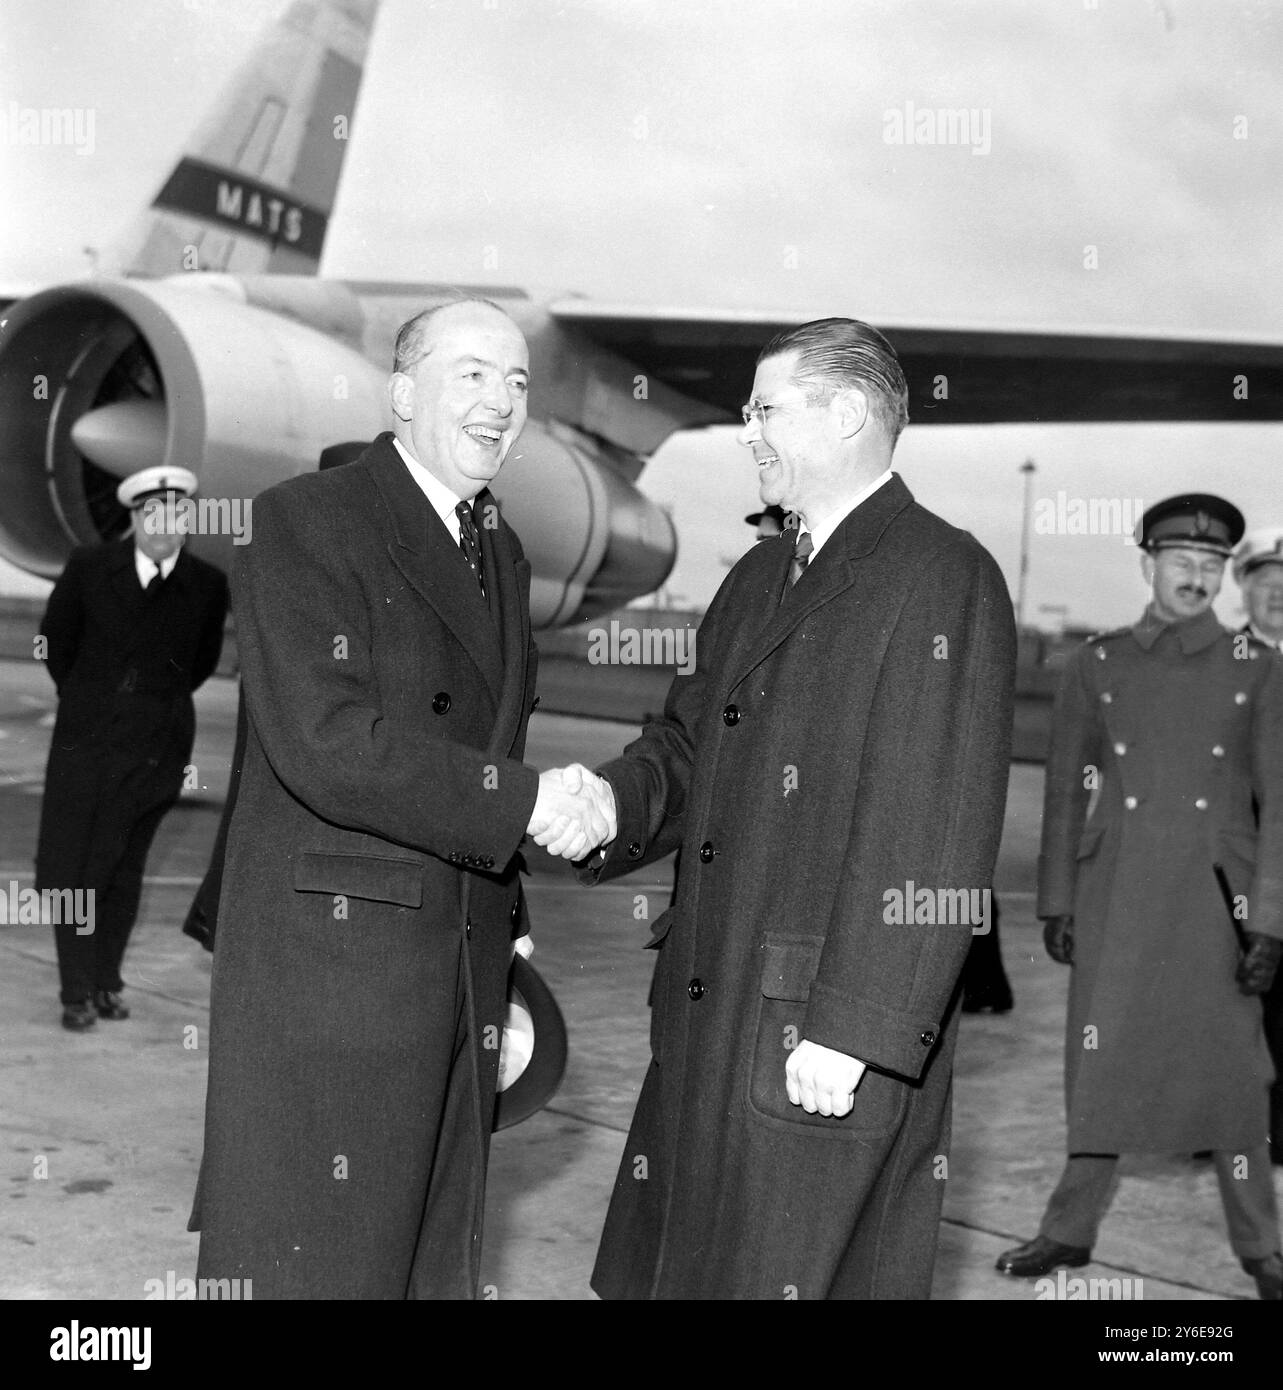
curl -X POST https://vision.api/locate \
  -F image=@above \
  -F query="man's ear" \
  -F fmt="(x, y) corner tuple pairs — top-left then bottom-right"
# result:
(1140, 551), (1155, 584)
(388, 372), (413, 422)
(832, 387), (869, 440)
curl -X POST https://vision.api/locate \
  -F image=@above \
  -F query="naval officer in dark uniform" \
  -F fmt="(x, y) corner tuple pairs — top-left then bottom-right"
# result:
(997, 494), (1283, 1299)
(36, 466), (228, 1030)
(1233, 527), (1283, 1166)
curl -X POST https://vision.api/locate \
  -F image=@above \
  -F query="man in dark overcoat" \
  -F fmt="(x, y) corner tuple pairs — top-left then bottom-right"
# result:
(573, 318), (1017, 1299)
(36, 466), (228, 1030)
(191, 299), (610, 1299)
(1233, 527), (1283, 1167)
(998, 494), (1283, 1300)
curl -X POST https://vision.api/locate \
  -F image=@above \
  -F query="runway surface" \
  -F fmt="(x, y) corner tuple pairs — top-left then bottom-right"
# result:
(0, 659), (1273, 1301)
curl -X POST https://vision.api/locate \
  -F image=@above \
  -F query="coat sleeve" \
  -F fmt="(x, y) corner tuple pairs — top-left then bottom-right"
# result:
(1248, 652), (1283, 940)
(233, 485), (538, 867)
(189, 568), (229, 692)
(38, 547), (87, 691)
(801, 539), (1016, 1081)
(1034, 646), (1098, 918)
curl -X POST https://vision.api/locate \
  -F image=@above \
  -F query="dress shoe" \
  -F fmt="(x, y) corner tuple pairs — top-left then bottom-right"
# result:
(61, 1000), (97, 1031)
(1241, 1252), (1283, 1300)
(93, 989), (129, 1021)
(996, 1233), (1091, 1277)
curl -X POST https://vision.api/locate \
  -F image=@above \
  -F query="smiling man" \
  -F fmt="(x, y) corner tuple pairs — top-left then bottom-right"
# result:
(571, 317), (1016, 1298)
(999, 494), (1283, 1300)
(191, 298), (610, 1299)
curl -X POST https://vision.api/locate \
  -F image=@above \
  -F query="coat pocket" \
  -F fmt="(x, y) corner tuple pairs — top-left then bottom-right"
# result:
(745, 934), (909, 1142)
(1075, 822), (1105, 860)
(292, 850), (424, 908)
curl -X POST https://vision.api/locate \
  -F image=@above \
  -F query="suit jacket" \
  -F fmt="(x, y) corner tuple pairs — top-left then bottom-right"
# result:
(583, 474), (1016, 1299)
(193, 433), (539, 1298)
(35, 539), (228, 889)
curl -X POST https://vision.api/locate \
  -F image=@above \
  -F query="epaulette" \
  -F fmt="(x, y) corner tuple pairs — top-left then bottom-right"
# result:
(1084, 625), (1131, 644)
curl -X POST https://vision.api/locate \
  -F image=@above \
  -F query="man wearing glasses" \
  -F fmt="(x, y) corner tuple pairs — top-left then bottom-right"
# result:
(571, 317), (1016, 1298)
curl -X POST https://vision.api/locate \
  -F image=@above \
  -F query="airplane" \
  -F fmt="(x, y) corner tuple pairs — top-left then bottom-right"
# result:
(3, 0), (1282, 635)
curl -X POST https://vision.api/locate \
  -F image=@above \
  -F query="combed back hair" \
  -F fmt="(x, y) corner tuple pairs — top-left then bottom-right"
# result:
(392, 296), (508, 374)
(756, 317), (910, 444)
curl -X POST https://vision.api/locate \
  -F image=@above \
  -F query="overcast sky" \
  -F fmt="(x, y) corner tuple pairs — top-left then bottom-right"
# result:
(1, 0), (1280, 627)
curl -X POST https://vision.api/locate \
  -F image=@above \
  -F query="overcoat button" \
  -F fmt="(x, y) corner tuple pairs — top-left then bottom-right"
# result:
(432, 692), (451, 714)
(627, 841), (642, 858)
(699, 841), (716, 863)
(920, 1030), (936, 1047)
(1114, 742), (1126, 755)
(688, 978), (706, 1000)
(1195, 798), (1208, 810)
(723, 704), (741, 726)
(1124, 796), (1138, 810)
(484, 855), (495, 868)
(448, 851), (460, 863)
(1235, 692), (1247, 705)
(1212, 745), (1225, 758)
(1100, 692), (1113, 704)
(465, 920), (472, 939)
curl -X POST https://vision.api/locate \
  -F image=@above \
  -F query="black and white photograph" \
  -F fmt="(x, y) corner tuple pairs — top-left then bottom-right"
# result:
(0, 0), (1280, 1355)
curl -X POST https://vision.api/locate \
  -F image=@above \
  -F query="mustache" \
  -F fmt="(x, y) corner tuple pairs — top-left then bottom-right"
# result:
(1176, 584), (1209, 599)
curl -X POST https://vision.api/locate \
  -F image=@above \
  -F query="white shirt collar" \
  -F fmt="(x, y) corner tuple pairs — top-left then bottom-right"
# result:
(393, 435), (465, 543)
(801, 470), (893, 559)
(1249, 622), (1283, 652)
(133, 545), (180, 588)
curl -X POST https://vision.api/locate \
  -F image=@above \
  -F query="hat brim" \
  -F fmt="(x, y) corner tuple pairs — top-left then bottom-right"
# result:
(493, 954), (568, 1131)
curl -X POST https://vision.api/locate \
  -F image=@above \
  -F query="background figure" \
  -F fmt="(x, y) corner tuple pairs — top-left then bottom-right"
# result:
(961, 894), (1013, 1014)
(998, 494), (1283, 1300)
(579, 318), (1015, 1299)
(1233, 527), (1283, 1166)
(35, 467), (228, 1030)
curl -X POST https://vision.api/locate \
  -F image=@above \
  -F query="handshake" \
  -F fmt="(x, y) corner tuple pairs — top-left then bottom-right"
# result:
(527, 764), (618, 861)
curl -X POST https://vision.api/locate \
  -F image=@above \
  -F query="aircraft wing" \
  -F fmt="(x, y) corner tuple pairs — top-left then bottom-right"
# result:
(549, 303), (1283, 425)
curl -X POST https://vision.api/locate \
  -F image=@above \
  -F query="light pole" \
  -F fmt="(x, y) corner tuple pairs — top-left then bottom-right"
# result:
(1016, 458), (1037, 631)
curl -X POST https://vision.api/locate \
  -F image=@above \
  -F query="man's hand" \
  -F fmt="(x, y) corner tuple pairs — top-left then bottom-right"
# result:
(785, 1039), (868, 1117)
(1042, 914), (1074, 965)
(528, 765), (617, 861)
(1236, 931), (1283, 996)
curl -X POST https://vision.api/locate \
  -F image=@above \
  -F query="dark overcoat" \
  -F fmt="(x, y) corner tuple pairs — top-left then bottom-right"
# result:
(35, 540), (228, 891)
(1037, 608), (1283, 1152)
(192, 434), (539, 1298)
(586, 475), (1016, 1299)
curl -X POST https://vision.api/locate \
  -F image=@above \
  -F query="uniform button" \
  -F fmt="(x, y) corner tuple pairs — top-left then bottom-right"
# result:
(722, 704), (741, 726)
(1235, 692), (1247, 705)
(1124, 796), (1138, 810)
(688, 978), (706, 1001)
(432, 692), (451, 714)
(1100, 692), (1113, 705)
(699, 841), (716, 863)
(627, 841), (642, 858)
(1096, 647), (1106, 660)
(1114, 742), (1126, 755)
(920, 1030), (936, 1047)
(1195, 798), (1208, 810)
(1212, 745), (1225, 757)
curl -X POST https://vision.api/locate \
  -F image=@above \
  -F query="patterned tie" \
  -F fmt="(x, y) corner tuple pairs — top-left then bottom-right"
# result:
(455, 501), (486, 599)
(789, 529), (814, 588)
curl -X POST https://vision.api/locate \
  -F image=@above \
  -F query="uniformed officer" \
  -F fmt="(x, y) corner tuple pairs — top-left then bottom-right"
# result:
(36, 466), (228, 1030)
(1234, 527), (1283, 1165)
(997, 493), (1283, 1299)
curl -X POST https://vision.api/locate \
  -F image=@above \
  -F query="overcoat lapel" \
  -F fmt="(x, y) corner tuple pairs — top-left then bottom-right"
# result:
(725, 475), (913, 692)
(476, 488), (531, 763)
(365, 436), (505, 702)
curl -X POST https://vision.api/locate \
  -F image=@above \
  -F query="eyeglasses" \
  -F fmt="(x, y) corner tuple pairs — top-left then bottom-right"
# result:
(739, 397), (817, 429)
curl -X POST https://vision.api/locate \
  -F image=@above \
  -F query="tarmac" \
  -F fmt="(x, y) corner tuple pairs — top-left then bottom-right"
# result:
(1, 657), (1277, 1302)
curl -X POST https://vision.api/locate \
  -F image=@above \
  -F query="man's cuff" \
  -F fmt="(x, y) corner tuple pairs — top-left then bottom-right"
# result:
(804, 983), (942, 1081)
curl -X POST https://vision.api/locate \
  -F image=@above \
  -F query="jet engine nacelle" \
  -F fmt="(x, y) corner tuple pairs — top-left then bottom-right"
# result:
(0, 278), (676, 628)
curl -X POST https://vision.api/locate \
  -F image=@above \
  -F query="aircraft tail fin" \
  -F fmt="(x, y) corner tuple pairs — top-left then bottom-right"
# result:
(109, 0), (378, 277)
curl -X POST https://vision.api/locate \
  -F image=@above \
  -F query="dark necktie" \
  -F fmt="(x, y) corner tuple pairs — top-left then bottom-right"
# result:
(455, 501), (486, 599)
(145, 562), (164, 595)
(789, 530), (814, 588)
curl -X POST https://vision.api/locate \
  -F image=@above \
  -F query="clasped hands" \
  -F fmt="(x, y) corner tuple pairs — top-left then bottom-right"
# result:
(528, 763), (617, 861)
